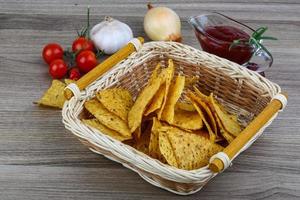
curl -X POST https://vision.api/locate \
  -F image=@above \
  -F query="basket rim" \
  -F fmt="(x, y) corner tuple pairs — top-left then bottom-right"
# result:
(62, 41), (282, 186)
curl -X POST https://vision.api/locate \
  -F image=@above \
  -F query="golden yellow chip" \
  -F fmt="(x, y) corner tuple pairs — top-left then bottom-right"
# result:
(84, 99), (131, 137)
(159, 126), (223, 170)
(191, 92), (218, 134)
(193, 86), (209, 103)
(172, 109), (203, 130)
(159, 129), (178, 168)
(175, 102), (196, 112)
(37, 80), (66, 109)
(208, 94), (242, 136)
(64, 79), (75, 85)
(185, 76), (199, 87)
(161, 75), (185, 123)
(157, 59), (175, 119)
(83, 119), (131, 141)
(96, 88), (133, 122)
(149, 63), (161, 82)
(128, 74), (162, 133)
(144, 84), (165, 116)
(187, 92), (216, 141)
(149, 118), (166, 162)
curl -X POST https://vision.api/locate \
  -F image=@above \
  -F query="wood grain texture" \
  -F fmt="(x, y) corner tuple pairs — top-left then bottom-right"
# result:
(0, 0), (299, 199)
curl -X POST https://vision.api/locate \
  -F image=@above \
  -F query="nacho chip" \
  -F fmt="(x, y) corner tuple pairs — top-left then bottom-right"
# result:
(175, 102), (196, 112)
(128, 75), (162, 133)
(144, 84), (165, 116)
(37, 80), (66, 109)
(172, 109), (203, 130)
(96, 88), (133, 121)
(83, 119), (131, 141)
(219, 125), (235, 143)
(185, 76), (199, 87)
(84, 99), (131, 137)
(64, 79), (75, 85)
(159, 129), (178, 168)
(208, 94), (242, 136)
(159, 126), (223, 170)
(149, 118), (166, 162)
(193, 86), (209, 103)
(161, 75), (185, 123)
(192, 93), (218, 134)
(149, 63), (161, 82)
(157, 59), (175, 119)
(187, 92), (216, 141)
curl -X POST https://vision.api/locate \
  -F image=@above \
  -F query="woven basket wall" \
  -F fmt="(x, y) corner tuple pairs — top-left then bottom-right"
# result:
(62, 41), (281, 195)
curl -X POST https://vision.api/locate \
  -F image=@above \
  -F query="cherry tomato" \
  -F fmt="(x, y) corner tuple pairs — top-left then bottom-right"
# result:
(49, 59), (68, 79)
(69, 68), (81, 80)
(42, 43), (64, 64)
(76, 50), (98, 73)
(72, 37), (95, 53)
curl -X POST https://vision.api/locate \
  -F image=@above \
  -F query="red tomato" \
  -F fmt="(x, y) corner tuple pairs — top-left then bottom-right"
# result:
(69, 68), (81, 80)
(49, 59), (68, 79)
(76, 50), (98, 73)
(42, 43), (64, 64)
(72, 37), (95, 53)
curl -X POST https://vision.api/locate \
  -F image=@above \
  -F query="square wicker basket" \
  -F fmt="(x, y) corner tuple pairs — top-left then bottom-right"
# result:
(62, 41), (286, 195)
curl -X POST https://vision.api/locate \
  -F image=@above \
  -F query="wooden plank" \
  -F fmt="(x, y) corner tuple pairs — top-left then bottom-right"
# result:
(0, 0), (299, 199)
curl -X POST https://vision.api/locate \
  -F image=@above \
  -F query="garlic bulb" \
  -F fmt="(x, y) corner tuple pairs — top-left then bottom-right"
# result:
(90, 17), (133, 54)
(144, 4), (181, 41)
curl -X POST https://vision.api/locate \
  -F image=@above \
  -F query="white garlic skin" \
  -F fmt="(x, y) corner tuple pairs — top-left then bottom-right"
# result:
(90, 17), (133, 54)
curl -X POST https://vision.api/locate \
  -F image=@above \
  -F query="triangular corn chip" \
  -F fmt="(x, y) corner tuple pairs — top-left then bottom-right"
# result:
(83, 119), (131, 141)
(208, 94), (242, 136)
(161, 75), (185, 123)
(187, 92), (216, 141)
(96, 88), (133, 121)
(64, 79), (75, 85)
(149, 118), (166, 162)
(157, 59), (175, 119)
(144, 84), (165, 116)
(193, 86), (209, 103)
(84, 99), (131, 137)
(149, 63), (161, 82)
(128, 74), (162, 133)
(189, 91), (217, 134)
(159, 126), (223, 170)
(37, 80), (66, 109)
(175, 102), (196, 112)
(185, 76), (199, 87)
(159, 129), (178, 168)
(171, 108), (203, 130)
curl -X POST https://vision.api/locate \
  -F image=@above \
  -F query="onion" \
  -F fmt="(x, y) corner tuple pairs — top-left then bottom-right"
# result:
(144, 3), (181, 42)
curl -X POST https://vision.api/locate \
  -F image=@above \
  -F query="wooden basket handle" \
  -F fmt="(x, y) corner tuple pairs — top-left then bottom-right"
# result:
(209, 92), (288, 173)
(64, 37), (144, 100)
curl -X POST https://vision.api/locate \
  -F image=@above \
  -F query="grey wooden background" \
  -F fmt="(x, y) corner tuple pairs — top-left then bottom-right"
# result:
(0, 0), (299, 199)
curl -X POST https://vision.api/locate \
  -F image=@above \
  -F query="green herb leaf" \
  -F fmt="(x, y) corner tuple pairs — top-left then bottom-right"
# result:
(259, 36), (278, 40)
(229, 26), (277, 52)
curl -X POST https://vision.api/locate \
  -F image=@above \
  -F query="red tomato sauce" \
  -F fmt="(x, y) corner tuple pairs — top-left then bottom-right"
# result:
(196, 25), (253, 65)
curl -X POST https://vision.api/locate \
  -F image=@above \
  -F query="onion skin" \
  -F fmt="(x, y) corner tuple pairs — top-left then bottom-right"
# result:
(144, 5), (181, 42)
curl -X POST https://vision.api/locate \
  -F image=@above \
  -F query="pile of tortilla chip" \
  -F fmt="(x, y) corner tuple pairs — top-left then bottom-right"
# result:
(80, 59), (243, 170)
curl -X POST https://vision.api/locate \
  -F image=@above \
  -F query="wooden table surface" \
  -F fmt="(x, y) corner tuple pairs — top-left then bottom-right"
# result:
(1, 0), (299, 199)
